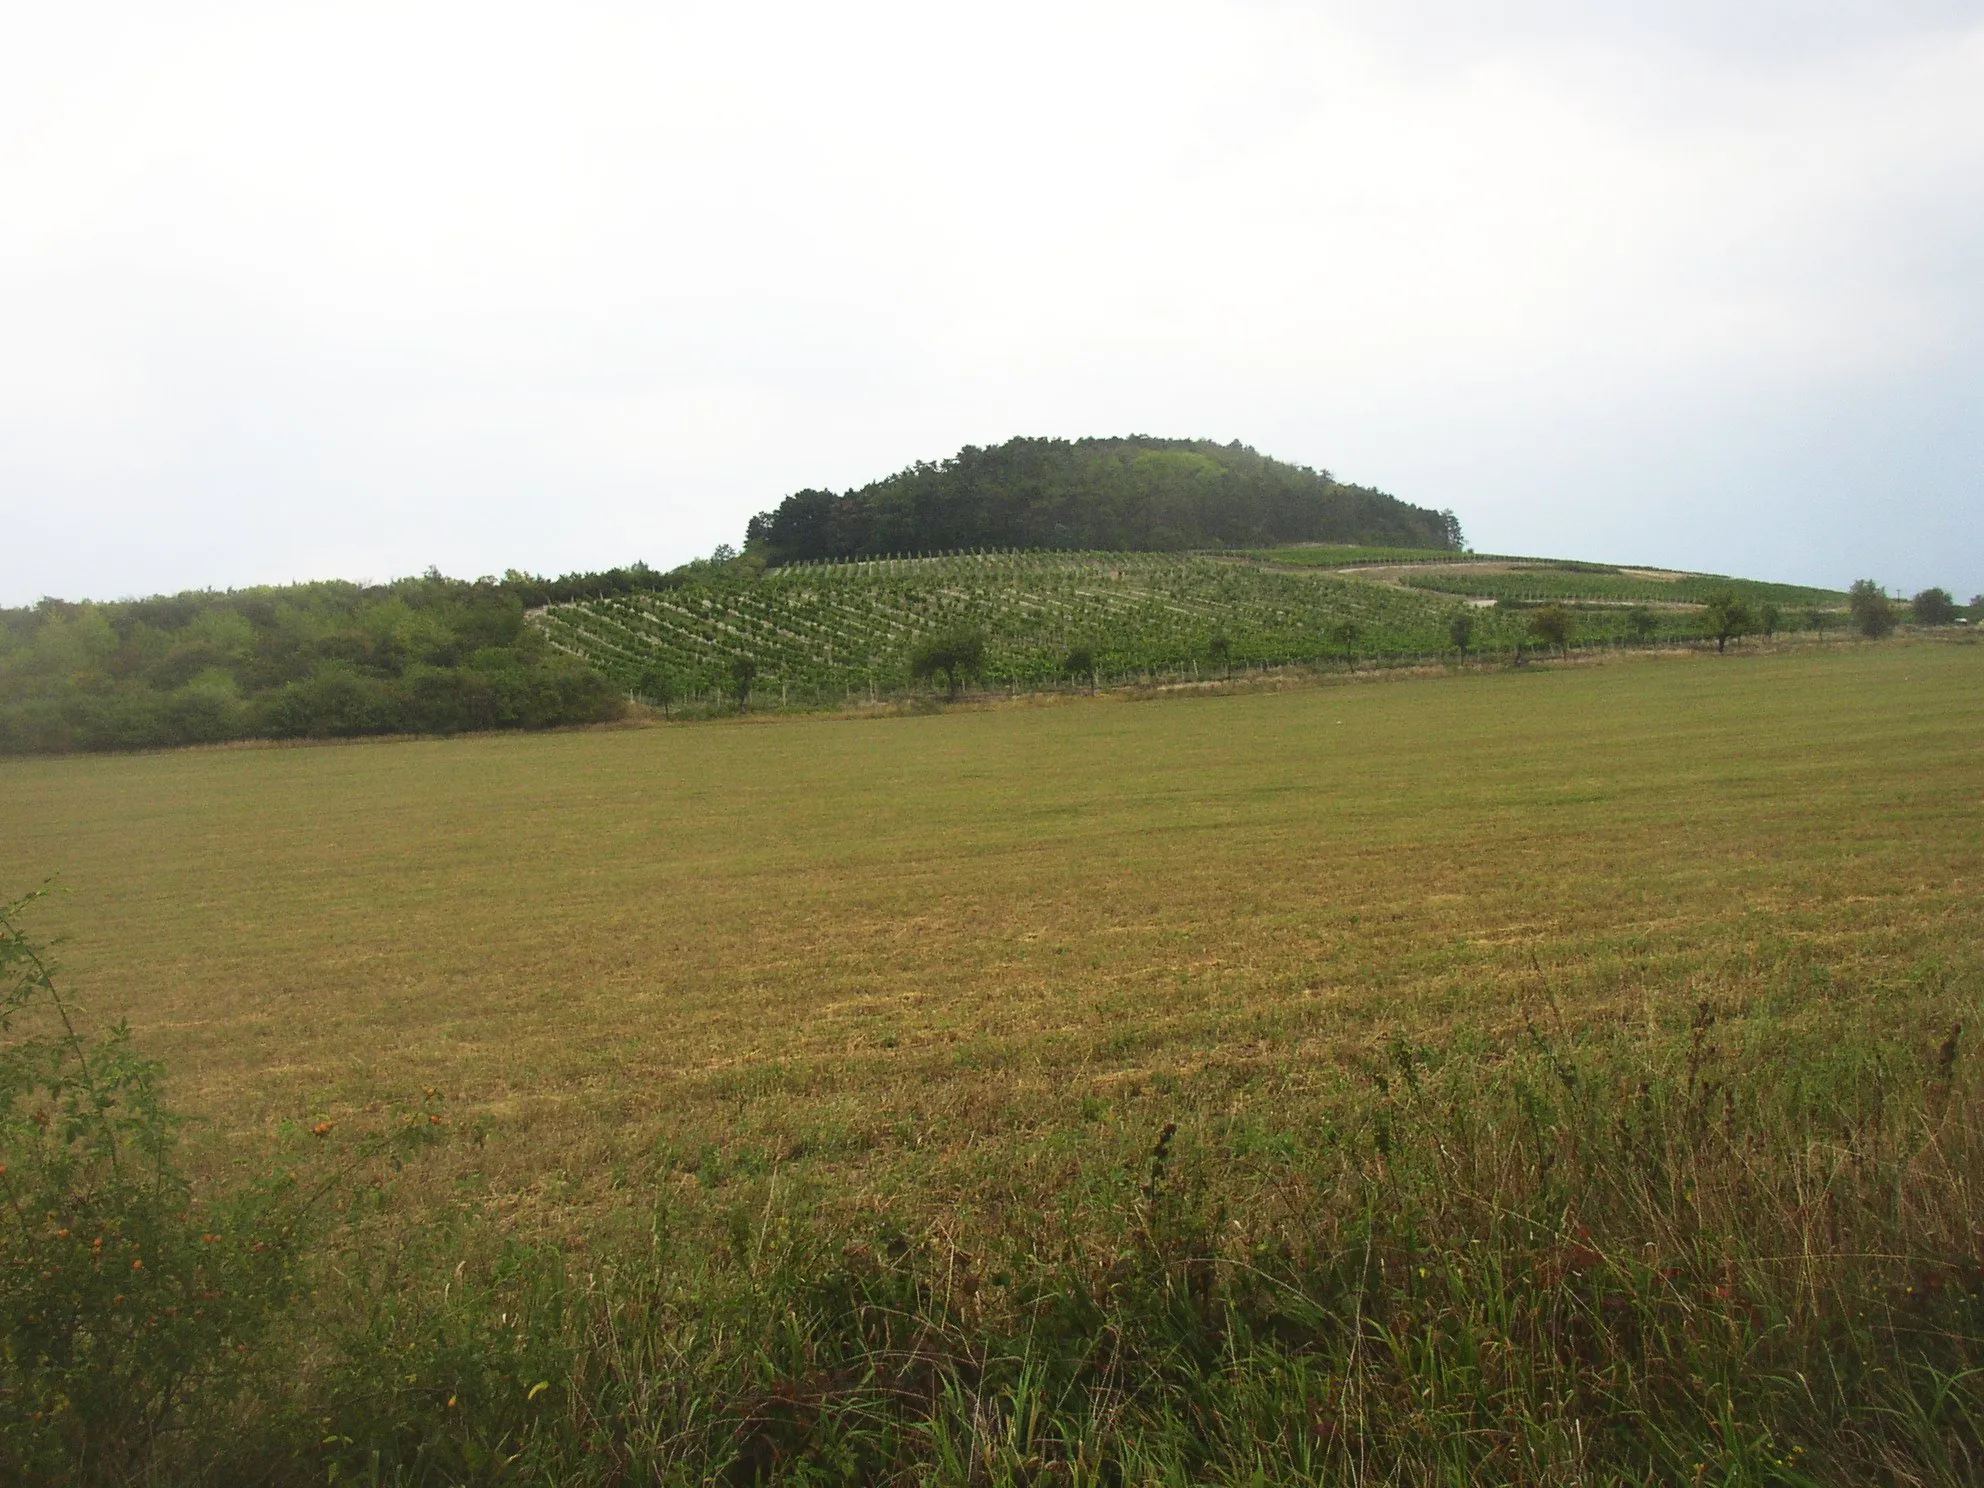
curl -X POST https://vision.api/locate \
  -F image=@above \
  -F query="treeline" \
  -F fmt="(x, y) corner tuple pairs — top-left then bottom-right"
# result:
(0, 570), (643, 755)
(745, 436), (1462, 564)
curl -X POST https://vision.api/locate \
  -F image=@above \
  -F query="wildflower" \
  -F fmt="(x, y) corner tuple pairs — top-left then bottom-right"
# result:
(312, 1122), (333, 1138)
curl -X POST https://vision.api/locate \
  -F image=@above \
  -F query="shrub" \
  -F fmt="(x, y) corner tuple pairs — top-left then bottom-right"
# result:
(1527, 604), (1573, 655)
(0, 894), (440, 1484)
(1849, 580), (1897, 639)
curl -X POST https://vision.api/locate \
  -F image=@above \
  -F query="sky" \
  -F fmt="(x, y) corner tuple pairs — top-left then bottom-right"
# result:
(3, 0), (1981, 606)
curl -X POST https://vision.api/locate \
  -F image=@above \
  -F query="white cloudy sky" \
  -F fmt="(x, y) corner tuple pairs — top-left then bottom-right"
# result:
(3, 0), (1981, 605)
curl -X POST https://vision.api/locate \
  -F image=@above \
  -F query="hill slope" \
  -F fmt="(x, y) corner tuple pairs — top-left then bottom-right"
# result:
(534, 550), (1710, 702)
(744, 436), (1463, 563)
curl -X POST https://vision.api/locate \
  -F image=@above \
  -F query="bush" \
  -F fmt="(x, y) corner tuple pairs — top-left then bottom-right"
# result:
(1526, 604), (1572, 655)
(0, 894), (440, 1484)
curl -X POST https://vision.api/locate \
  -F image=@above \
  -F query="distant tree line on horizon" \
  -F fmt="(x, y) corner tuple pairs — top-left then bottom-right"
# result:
(744, 436), (1464, 565)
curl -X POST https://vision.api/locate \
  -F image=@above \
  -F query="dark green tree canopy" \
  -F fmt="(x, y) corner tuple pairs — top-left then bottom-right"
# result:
(1911, 587), (1958, 626)
(745, 436), (1462, 564)
(1527, 604), (1573, 655)
(908, 628), (986, 701)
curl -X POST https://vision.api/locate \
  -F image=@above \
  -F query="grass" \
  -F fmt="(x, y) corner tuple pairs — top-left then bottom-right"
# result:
(3, 641), (1982, 1481)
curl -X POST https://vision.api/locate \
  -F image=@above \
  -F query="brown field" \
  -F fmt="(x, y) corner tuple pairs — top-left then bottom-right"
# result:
(1, 641), (1979, 1234)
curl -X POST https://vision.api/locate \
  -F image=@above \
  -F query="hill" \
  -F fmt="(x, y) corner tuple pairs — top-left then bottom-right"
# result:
(535, 549), (1705, 705)
(743, 436), (1464, 563)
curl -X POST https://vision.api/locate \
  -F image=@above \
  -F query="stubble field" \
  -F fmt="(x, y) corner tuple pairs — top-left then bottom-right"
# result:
(1, 643), (1975, 1221)
(5, 640), (1983, 1484)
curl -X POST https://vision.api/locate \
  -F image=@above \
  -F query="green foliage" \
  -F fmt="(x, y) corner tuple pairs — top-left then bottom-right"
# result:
(728, 655), (758, 710)
(1404, 565), (1842, 607)
(536, 552), (1719, 704)
(1912, 587), (1959, 626)
(1061, 646), (1095, 683)
(1446, 609), (1475, 657)
(1527, 603), (1573, 655)
(745, 437), (1464, 563)
(1698, 591), (1754, 653)
(0, 574), (627, 756)
(1625, 605), (1660, 642)
(908, 628), (986, 701)
(1850, 580), (1897, 639)
(1758, 600), (1780, 637)
(1206, 631), (1233, 675)
(1231, 543), (1472, 567)
(0, 898), (444, 1483)
(258, 1006), (1984, 1486)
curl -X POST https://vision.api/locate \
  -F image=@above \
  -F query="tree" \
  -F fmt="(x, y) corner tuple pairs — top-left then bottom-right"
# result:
(638, 666), (675, 719)
(1447, 610), (1475, 660)
(1971, 594), (1984, 621)
(1062, 645), (1095, 688)
(728, 655), (758, 710)
(1207, 631), (1233, 677)
(909, 627), (986, 700)
(1848, 580), (1895, 639)
(1625, 606), (1659, 644)
(1804, 607), (1834, 634)
(1911, 587), (1958, 626)
(1527, 604), (1572, 657)
(1758, 602), (1780, 638)
(1329, 619), (1360, 671)
(1698, 591), (1753, 653)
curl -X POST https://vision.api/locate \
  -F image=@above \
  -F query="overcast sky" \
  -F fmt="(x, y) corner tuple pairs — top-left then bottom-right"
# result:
(3, 1), (1981, 606)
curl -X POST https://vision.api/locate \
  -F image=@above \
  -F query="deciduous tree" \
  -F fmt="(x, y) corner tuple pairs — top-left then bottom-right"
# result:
(1849, 580), (1896, 639)
(909, 628), (986, 700)
(1698, 591), (1753, 653)
(1528, 605), (1573, 656)
(1911, 587), (1957, 626)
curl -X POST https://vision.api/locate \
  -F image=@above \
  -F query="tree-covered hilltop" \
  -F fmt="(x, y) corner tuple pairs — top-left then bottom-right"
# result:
(744, 436), (1462, 564)
(0, 571), (641, 755)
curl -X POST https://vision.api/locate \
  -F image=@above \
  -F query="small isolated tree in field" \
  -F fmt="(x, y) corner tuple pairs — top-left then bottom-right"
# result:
(728, 655), (758, 710)
(638, 666), (675, 719)
(1911, 587), (1958, 626)
(1207, 631), (1233, 678)
(1527, 604), (1573, 657)
(1625, 606), (1659, 644)
(1062, 645), (1095, 689)
(1330, 619), (1360, 671)
(1805, 607), (1834, 634)
(1970, 594), (1984, 621)
(1758, 601), (1780, 638)
(1849, 580), (1896, 639)
(909, 627), (985, 700)
(1447, 610), (1475, 661)
(1698, 591), (1753, 653)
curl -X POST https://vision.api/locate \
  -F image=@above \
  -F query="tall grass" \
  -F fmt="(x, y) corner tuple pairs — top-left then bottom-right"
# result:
(185, 995), (1980, 1485)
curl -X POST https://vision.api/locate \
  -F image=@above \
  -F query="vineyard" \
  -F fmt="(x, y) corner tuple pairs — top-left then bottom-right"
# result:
(531, 551), (1702, 703)
(1398, 564), (1846, 607)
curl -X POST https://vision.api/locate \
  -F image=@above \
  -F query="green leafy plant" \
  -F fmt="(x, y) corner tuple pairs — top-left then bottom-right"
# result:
(1698, 590), (1754, 653)
(908, 628), (986, 701)
(0, 892), (442, 1484)
(1850, 580), (1896, 639)
(1526, 603), (1573, 656)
